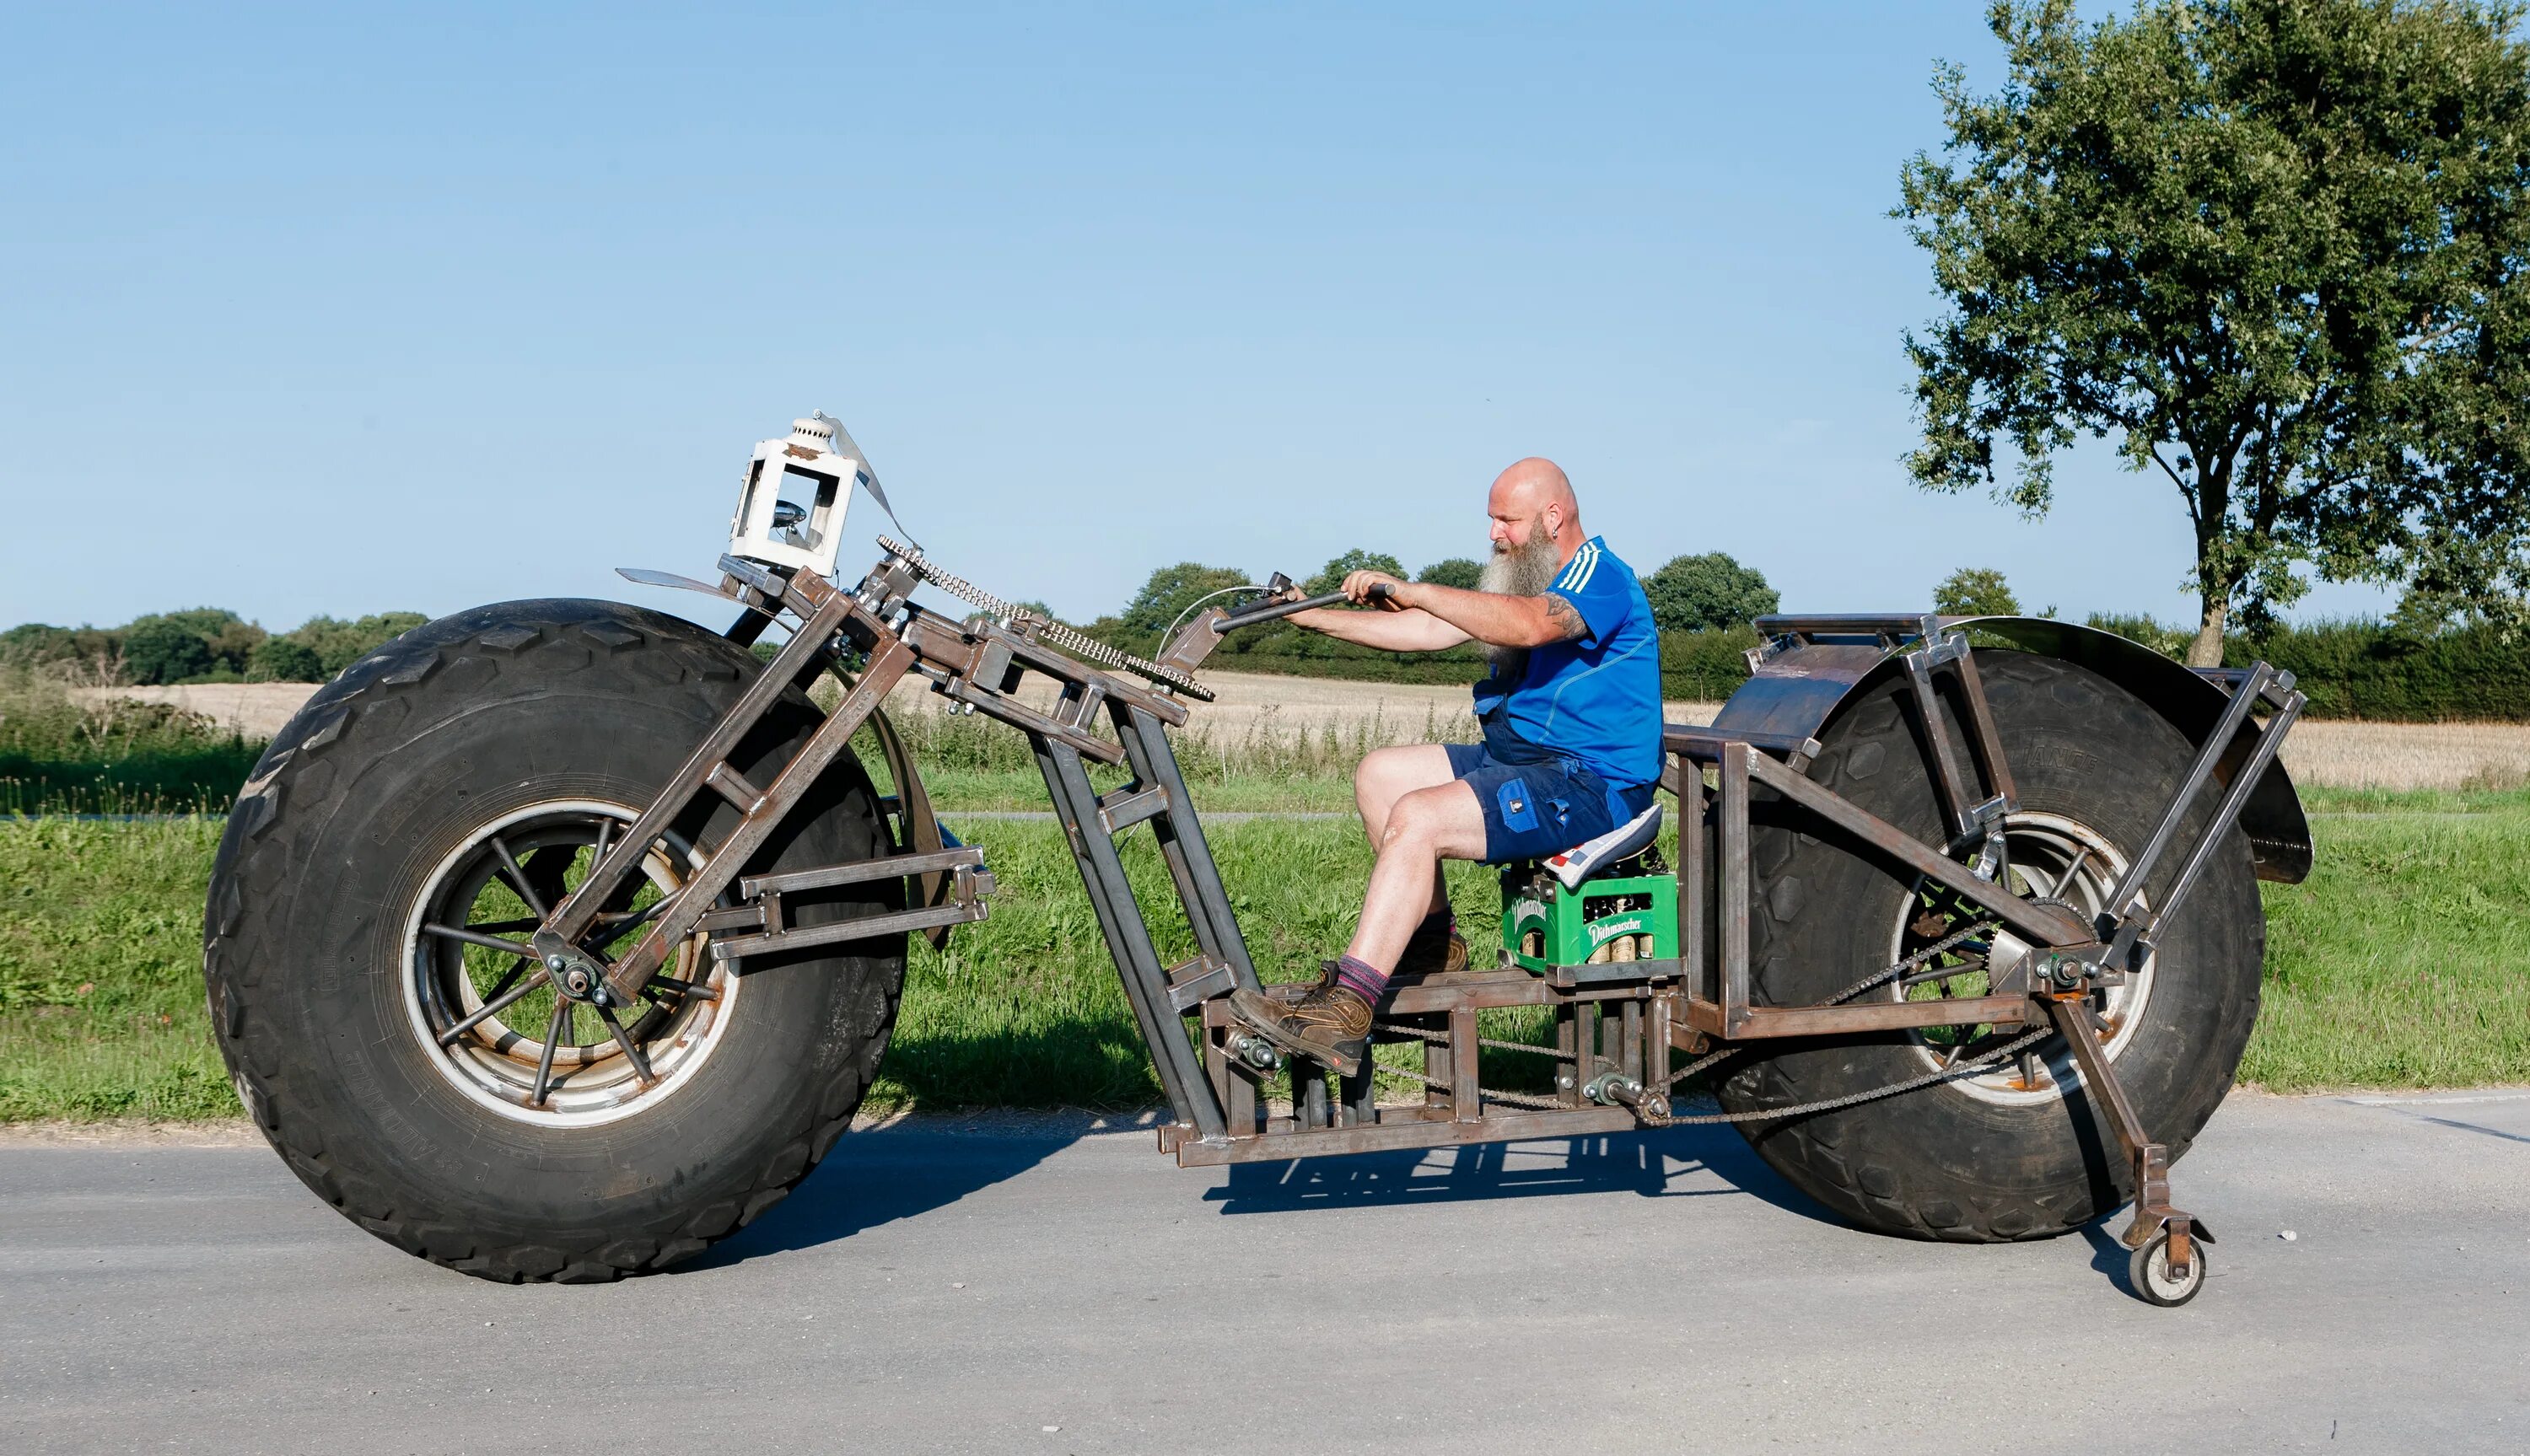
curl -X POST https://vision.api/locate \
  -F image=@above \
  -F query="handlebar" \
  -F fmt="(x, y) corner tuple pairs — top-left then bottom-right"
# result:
(1217, 581), (1396, 631)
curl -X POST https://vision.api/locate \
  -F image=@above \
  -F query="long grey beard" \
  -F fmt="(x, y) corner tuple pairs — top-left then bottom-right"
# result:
(1478, 532), (1564, 680)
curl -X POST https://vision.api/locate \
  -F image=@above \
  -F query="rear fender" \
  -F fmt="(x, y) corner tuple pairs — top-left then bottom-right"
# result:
(1710, 616), (2312, 884)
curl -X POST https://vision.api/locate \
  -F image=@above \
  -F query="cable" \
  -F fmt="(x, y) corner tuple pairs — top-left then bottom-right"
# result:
(1160, 583), (1275, 648)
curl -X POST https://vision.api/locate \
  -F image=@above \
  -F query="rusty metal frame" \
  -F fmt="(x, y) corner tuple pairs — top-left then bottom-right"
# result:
(544, 552), (2300, 1273)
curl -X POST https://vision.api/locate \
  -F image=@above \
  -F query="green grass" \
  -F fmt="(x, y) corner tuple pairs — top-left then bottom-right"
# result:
(2244, 798), (2530, 1089)
(4, 792), (2524, 1122)
(2300, 783), (2530, 817)
(0, 817), (235, 1120)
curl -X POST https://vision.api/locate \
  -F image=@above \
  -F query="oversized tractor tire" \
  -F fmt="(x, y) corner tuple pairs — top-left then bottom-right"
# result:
(202, 599), (904, 1282)
(1716, 649), (2264, 1243)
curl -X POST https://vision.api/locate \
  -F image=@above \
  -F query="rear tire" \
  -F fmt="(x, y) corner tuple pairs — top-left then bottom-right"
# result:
(202, 599), (904, 1281)
(1714, 651), (2264, 1243)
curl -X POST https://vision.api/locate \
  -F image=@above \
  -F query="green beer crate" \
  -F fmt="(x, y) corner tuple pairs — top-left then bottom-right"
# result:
(1499, 864), (1678, 974)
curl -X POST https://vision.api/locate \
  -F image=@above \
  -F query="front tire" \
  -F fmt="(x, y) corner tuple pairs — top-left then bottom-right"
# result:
(202, 599), (904, 1281)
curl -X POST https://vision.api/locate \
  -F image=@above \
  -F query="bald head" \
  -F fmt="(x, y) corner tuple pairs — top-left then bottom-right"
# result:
(1486, 456), (1582, 560)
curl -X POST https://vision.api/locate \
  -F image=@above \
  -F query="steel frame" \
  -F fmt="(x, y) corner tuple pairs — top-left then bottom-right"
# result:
(536, 556), (2302, 1269)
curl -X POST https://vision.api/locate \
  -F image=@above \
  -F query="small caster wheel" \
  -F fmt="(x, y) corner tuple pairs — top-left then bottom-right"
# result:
(2129, 1228), (2206, 1307)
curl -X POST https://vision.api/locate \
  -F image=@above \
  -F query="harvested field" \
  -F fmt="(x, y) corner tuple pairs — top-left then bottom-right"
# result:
(2279, 718), (2530, 792)
(866, 669), (1720, 737)
(71, 684), (316, 743)
(104, 676), (1723, 755)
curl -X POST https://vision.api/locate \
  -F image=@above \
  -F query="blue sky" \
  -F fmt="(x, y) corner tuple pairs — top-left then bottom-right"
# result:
(1, 2), (2398, 634)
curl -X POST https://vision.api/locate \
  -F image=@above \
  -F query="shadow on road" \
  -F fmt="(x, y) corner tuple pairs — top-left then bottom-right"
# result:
(686, 1118), (1859, 1270)
(683, 1124), (1085, 1271)
(1203, 1122), (1838, 1226)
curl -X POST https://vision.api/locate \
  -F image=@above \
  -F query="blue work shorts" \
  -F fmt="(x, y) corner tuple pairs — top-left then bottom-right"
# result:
(1441, 740), (1653, 864)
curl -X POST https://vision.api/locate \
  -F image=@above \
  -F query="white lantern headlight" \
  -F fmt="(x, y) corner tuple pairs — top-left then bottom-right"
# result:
(726, 415), (869, 578)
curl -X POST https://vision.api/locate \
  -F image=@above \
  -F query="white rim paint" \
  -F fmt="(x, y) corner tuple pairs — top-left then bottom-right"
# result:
(400, 799), (737, 1128)
(1888, 811), (2157, 1108)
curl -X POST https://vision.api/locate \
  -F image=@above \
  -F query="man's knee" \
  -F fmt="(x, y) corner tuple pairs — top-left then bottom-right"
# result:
(1381, 784), (1477, 857)
(1354, 744), (1418, 796)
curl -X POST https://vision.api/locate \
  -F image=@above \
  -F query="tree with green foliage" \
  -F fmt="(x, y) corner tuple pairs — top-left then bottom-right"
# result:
(1899, 0), (2530, 666)
(121, 620), (214, 685)
(0, 624), (83, 669)
(120, 609), (265, 679)
(1416, 556), (1484, 590)
(1935, 567), (2022, 617)
(247, 637), (325, 682)
(1120, 563), (1252, 637)
(1305, 549), (1407, 595)
(1643, 551), (1780, 632)
(280, 613), (431, 675)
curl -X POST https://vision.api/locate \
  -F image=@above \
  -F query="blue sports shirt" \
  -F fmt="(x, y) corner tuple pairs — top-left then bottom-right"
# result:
(1470, 536), (1666, 794)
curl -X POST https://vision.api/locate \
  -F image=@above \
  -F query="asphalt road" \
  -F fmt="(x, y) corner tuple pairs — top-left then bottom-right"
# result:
(5, 1092), (2527, 1456)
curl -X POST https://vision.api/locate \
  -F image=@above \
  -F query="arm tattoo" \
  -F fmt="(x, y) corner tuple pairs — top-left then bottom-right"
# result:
(1542, 593), (1587, 642)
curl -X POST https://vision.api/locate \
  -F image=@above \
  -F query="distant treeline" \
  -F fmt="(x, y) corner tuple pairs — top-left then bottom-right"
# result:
(0, 609), (427, 685)
(5, 582), (2523, 722)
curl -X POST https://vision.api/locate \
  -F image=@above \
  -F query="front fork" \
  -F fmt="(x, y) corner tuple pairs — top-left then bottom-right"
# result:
(521, 559), (992, 1081)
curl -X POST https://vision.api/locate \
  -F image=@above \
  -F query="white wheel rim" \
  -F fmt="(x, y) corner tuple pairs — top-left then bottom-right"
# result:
(2145, 1240), (2201, 1298)
(400, 799), (737, 1127)
(1886, 811), (2157, 1108)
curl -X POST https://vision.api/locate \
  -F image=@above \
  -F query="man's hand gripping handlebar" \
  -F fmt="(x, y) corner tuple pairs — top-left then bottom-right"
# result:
(1215, 578), (1398, 631)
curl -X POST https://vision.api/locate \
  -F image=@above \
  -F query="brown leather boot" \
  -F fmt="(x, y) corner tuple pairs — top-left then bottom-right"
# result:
(1397, 918), (1469, 977)
(1229, 977), (1372, 1076)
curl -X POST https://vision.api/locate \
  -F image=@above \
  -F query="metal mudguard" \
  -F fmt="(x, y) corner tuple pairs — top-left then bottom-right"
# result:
(1711, 615), (2313, 884)
(864, 705), (964, 948)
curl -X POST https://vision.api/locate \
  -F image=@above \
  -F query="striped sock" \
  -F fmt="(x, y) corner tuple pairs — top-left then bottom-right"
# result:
(1331, 954), (1389, 1005)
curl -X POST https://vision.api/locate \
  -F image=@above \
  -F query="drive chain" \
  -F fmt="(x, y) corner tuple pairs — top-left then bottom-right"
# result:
(1360, 1022), (1568, 1111)
(1628, 1026), (2051, 1127)
(1352, 1050), (1567, 1112)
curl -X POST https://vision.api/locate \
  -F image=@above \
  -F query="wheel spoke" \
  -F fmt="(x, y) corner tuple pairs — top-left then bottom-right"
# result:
(436, 966), (553, 1045)
(473, 959), (530, 1008)
(590, 816), (615, 878)
(595, 890), (679, 931)
(488, 835), (548, 920)
(423, 922), (539, 957)
(462, 916), (541, 935)
(643, 974), (720, 1004)
(520, 844), (578, 915)
(2047, 846), (2094, 900)
(530, 998), (568, 1106)
(1898, 959), (1987, 991)
(594, 1001), (657, 1083)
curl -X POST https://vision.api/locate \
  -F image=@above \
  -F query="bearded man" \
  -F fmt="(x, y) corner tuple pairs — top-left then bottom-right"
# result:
(1229, 457), (1664, 1073)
